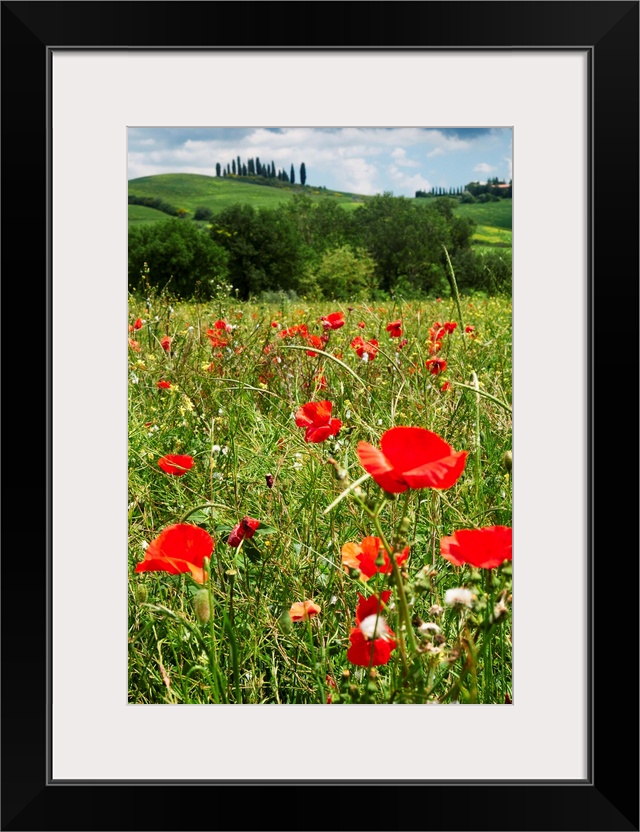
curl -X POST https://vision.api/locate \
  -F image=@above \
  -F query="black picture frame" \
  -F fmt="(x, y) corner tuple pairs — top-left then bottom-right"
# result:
(2, 2), (638, 830)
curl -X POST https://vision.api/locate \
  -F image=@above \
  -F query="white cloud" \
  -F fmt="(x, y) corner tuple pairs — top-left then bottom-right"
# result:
(473, 162), (497, 174)
(391, 147), (420, 168)
(427, 147), (445, 158)
(388, 165), (432, 195)
(504, 155), (513, 179)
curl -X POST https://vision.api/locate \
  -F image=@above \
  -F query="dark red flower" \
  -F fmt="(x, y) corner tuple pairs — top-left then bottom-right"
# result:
(265, 474), (274, 489)
(160, 335), (172, 352)
(444, 321), (457, 334)
(157, 454), (194, 476)
(440, 526), (512, 569)
(440, 381), (452, 392)
(357, 426), (467, 494)
(347, 591), (396, 667)
(134, 523), (214, 584)
(341, 536), (409, 581)
(157, 380), (171, 389)
(357, 321), (365, 329)
(426, 357), (447, 376)
(294, 400), (342, 443)
(351, 336), (379, 361)
(386, 320), (403, 338)
(134, 317), (143, 330)
(320, 311), (345, 330)
(465, 325), (476, 336)
(397, 338), (408, 350)
(228, 516), (260, 547)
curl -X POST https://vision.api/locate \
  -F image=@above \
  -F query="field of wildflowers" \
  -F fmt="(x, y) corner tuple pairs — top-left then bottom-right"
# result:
(128, 290), (512, 704)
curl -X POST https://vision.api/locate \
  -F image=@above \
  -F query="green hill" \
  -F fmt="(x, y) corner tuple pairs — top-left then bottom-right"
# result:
(128, 173), (368, 221)
(127, 174), (511, 249)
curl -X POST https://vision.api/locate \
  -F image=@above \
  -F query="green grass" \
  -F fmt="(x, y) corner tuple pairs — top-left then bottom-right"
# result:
(128, 294), (512, 705)
(471, 224), (512, 247)
(128, 174), (369, 222)
(128, 204), (173, 224)
(455, 199), (512, 230)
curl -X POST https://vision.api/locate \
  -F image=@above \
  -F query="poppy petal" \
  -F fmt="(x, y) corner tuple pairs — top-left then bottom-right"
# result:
(402, 450), (468, 489)
(380, 427), (453, 473)
(357, 441), (408, 493)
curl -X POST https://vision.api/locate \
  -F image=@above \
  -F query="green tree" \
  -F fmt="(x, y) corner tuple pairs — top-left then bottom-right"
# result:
(209, 204), (306, 299)
(215, 162), (221, 177)
(304, 244), (377, 300)
(300, 162), (307, 186)
(232, 159), (236, 175)
(128, 218), (229, 298)
(290, 164), (295, 184)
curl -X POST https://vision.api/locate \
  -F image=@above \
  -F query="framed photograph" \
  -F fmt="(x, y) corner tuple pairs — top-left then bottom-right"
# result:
(2, 2), (638, 830)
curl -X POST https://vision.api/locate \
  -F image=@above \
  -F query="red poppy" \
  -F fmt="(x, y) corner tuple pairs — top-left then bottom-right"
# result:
(278, 324), (309, 340)
(271, 321), (279, 328)
(160, 335), (172, 352)
(306, 334), (325, 356)
(357, 321), (365, 329)
(228, 516), (260, 547)
(134, 317), (143, 330)
(206, 330), (229, 348)
(320, 311), (345, 330)
(295, 401), (342, 443)
(426, 357), (447, 376)
(134, 523), (214, 584)
(314, 372), (327, 390)
(289, 599), (321, 621)
(429, 325), (447, 342)
(440, 526), (512, 569)
(440, 381), (452, 392)
(347, 591), (396, 667)
(341, 536), (409, 580)
(444, 321), (457, 334)
(357, 426), (467, 493)
(157, 454), (194, 476)
(128, 338), (141, 352)
(213, 319), (233, 333)
(157, 380), (171, 390)
(397, 338), (408, 350)
(351, 336), (379, 361)
(465, 325), (476, 336)
(386, 320), (403, 338)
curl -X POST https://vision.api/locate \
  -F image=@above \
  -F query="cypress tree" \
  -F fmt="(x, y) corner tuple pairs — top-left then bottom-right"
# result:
(242, 163), (247, 176)
(290, 164), (295, 184)
(237, 156), (241, 177)
(215, 162), (221, 177)
(300, 162), (307, 186)
(232, 160), (236, 175)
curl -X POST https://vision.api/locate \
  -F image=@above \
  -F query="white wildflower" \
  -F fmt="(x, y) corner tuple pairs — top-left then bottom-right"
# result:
(444, 588), (475, 608)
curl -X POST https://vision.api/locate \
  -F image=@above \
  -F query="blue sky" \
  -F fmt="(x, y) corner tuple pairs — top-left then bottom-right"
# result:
(128, 127), (512, 197)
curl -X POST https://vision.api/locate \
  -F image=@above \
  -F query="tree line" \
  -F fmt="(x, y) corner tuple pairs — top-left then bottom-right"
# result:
(128, 193), (511, 302)
(416, 178), (512, 202)
(216, 157), (307, 186)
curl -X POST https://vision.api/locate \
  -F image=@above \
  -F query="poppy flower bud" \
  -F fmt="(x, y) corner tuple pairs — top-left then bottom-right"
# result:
(399, 516), (411, 535)
(134, 585), (148, 603)
(278, 609), (293, 634)
(265, 473), (274, 488)
(503, 450), (512, 473)
(193, 589), (210, 624)
(341, 669), (351, 681)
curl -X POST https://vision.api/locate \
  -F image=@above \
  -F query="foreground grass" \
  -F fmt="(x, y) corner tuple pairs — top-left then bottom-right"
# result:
(128, 294), (512, 704)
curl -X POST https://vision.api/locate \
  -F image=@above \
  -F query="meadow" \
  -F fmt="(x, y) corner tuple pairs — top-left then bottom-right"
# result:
(128, 289), (512, 705)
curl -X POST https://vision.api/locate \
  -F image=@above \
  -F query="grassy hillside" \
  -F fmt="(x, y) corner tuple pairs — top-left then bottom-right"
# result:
(128, 174), (368, 219)
(128, 174), (512, 249)
(128, 204), (172, 224)
(454, 199), (512, 230)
